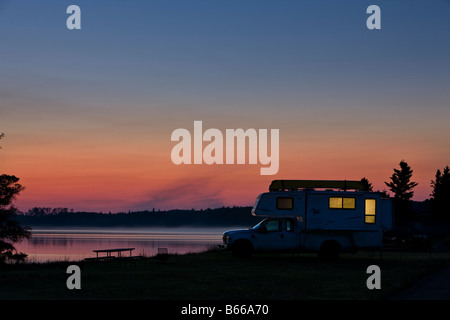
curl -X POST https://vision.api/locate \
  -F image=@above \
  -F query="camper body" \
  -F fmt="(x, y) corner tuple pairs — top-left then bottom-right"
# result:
(223, 180), (393, 258)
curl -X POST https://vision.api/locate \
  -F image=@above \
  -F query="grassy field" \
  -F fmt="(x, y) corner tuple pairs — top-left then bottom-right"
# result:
(1, 250), (449, 300)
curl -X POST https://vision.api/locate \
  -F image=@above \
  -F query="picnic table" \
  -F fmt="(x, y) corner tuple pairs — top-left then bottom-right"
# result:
(82, 248), (137, 262)
(92, 247), (135, 259)
(84, 247), (146, 264)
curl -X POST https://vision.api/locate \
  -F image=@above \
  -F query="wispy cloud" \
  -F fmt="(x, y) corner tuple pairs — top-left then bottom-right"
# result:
(132, 176), (226, 211)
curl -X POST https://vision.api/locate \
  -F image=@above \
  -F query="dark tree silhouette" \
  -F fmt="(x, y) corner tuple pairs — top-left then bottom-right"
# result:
(385, 160), (418, 224)
(430, 165), (450, 221)
(0, 133), (31, 263)
(360, 177), (373, 192)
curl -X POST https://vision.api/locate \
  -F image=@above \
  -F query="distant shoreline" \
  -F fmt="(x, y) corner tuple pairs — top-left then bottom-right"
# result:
(14, 206), (261, 228)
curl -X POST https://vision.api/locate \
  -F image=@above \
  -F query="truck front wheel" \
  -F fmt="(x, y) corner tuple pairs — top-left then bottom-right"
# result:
(231, 240), (253, 258)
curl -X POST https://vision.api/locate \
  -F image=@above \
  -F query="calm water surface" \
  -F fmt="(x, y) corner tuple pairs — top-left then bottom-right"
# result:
(15, 226), (240, 263)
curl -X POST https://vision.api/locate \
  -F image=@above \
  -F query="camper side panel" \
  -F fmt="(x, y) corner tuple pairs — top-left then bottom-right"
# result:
(252, 192), (305, 218)
(306, 193), (364, 231)
(380, 198), (393, 231)
(352, 231), (383, 248)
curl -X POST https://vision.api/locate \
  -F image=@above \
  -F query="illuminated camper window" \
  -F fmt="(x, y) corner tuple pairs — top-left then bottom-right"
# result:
(365, 199), (376, 223)
(329, 197), (355, 209)
(329, 197), (342, 209)
(277, 197), (293, 210)
(343, 198), (356, 209)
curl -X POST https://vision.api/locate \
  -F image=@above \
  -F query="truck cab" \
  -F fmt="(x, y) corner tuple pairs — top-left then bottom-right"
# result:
(223, 217), (301, 257)
(223, 180), (393, 258)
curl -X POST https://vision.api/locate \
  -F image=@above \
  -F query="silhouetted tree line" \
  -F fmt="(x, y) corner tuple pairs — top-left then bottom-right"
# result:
(430, 165), (450, 222)
(382, 161), (450, 226)
(25, 207), (74, 216)
(15, 206), (261, 228)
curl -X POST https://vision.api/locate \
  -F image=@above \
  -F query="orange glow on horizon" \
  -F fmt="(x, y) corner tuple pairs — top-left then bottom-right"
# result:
(5, 147), (439, 213)
(2, 113), (448, 213)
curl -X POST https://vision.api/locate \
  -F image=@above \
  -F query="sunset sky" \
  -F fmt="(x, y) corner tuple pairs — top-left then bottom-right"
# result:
(1, 0), (449, 212)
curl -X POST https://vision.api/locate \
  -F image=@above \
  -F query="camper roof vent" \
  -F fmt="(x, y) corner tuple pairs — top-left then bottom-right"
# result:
(269, 180), (364, 192)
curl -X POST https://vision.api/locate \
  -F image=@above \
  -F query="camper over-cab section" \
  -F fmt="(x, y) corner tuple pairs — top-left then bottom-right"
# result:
(223, 180), (393, 258)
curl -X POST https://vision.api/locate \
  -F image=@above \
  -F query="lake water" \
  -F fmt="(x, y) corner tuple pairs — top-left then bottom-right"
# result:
(14, 226), (240, 263)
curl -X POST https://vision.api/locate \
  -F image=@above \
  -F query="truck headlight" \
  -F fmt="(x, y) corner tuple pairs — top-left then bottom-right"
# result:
(223, 234), (231, 244)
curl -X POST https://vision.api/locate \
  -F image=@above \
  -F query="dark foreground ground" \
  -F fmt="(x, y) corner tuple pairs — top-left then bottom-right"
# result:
(1, 249), (449, 301)
(388, 261), (450, 300)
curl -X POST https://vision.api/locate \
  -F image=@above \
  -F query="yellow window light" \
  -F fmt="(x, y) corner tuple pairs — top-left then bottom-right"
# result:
(329, 197), (355, 209)
(365, 216), (376, 224)
(343, 198), (356, 209)
(365, 199), (376, 223)
(329, 197), (342, 209)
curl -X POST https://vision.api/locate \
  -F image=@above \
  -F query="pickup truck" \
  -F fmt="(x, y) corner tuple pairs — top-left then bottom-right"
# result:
(223, 180), (393, 258)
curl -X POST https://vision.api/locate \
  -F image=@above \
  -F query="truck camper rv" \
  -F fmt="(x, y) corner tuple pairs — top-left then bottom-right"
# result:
(223, 180), (393, 258)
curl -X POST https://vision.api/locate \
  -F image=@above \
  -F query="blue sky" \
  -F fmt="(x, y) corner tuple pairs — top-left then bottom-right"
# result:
(2, 0), (449, 111)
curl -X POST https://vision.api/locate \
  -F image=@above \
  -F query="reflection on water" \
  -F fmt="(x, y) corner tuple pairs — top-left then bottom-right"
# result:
(14, 227), (238, 263)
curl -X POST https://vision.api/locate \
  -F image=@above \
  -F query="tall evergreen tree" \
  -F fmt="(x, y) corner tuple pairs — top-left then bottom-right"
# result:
(385, 160), (418, 201)
(385, 160), (418, 224)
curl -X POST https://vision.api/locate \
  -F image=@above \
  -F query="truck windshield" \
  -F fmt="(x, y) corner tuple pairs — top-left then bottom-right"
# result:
(251, 195), (261, 216)
(251, 218), (269, 230)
